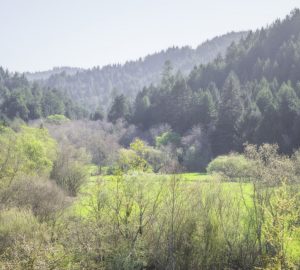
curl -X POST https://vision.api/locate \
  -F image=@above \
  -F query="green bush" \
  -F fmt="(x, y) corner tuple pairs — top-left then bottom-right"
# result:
(4, 177), (69, 222)
(155, 131), (181, 147)
(207, 154), (252, 179)
(0, 208), (39, 252)
(51, 145), (90, 196)
(46, 114), (70, 125)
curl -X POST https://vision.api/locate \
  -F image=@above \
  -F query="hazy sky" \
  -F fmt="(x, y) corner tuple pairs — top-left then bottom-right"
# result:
(1, 0), (299, 72)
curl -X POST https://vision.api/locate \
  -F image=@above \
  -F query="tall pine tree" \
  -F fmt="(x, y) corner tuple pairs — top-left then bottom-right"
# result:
(212, 72), (244, 155)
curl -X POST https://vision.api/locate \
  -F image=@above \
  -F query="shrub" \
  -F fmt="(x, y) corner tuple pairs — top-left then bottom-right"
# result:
(155, 131), (181, 147)
(0, 208), (39, 252)
(0, 208), (65, 269)
(0, 126), (57, 189)
(46, 114), (70, 125)
(118, 139), (177, 173)
(207, 153), (252, 179)
(3, 177), (70, 222)
(144, 147), (166, 172)
(51, 145), (90, 196)
(118, 139), (152, 172)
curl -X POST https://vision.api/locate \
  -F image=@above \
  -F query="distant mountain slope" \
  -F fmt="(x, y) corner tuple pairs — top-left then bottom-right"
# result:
(27, 32), (247, 111)
(0, 68), (86, 123)
(25, 67), (83, 81)
(130, 9), (300, 157)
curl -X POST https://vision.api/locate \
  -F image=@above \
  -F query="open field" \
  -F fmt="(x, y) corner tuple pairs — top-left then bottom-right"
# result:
(72, 170), (300, 263)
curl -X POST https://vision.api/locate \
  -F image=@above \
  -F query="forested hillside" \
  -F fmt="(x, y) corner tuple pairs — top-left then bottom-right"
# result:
(0, 68), (87, 123)
(29, 32), (246, 111)
(25, 67), (83, 81)
(127, 9), (300, 164)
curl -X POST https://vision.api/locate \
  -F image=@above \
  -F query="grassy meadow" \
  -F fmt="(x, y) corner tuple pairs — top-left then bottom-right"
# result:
(73, 164), (300, 266)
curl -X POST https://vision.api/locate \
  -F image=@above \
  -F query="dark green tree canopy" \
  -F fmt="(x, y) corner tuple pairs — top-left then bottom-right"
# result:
(129, 9), (300, 158)
(0, 70), (86, 123)
(108, 94), (130, 123)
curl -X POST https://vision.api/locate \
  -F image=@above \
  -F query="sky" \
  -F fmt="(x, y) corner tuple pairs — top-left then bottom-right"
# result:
(0, 0), (299, 72)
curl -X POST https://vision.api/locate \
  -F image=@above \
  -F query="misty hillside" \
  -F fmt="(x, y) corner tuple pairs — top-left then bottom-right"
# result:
(28, 32), (246, 111)
(0, 68), (87, 122)
(129, 9), (300, 161)
(25, 67), (83, 81)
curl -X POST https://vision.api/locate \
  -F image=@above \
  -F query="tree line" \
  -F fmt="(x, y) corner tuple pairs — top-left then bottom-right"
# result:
(0, 68), (87, 123)
(104, 9), (300, 170)
(29, 32), (245, 111)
